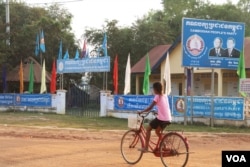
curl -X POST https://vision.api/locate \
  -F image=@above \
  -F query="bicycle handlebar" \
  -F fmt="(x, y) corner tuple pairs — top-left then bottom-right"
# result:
(138, 109), (157, 118)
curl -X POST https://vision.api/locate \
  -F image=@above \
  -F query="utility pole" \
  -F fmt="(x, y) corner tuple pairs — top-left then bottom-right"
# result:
(6, 0), (10, 45)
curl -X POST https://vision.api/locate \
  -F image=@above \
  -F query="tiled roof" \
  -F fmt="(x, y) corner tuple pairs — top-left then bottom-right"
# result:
(131, 45), (171, 73)
(6, 56), (51, 83)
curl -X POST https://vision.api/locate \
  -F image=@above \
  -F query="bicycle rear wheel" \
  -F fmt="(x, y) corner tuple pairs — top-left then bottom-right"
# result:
(160, 132), (189, 167)
(120, 130), (143, 164)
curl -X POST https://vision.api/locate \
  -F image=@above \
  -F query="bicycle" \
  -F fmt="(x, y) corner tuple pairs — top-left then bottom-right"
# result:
(120, 110), (189, 167)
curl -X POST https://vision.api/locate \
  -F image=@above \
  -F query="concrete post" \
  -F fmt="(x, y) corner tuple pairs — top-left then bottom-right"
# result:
(100, 90), (111, 117)
(56, 90), (67, 114)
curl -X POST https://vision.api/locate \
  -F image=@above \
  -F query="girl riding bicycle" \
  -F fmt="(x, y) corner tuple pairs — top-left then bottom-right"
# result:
(138, 82), (172, 152)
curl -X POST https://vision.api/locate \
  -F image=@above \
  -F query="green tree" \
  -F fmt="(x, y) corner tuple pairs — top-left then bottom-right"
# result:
(85, 20), (135, 93)
(161, 0), (250, 37)
(0, 2), (78, 92)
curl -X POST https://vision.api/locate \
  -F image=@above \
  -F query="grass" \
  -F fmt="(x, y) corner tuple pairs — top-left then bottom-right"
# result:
(0, 111), (127, 130)
(0, 111), (250, 133)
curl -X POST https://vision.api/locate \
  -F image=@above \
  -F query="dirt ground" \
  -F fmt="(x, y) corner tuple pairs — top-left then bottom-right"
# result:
(0, 125), (250, 167)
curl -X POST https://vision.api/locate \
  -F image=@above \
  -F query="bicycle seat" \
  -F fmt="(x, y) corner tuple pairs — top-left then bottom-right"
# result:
(160, 121), (171, 130)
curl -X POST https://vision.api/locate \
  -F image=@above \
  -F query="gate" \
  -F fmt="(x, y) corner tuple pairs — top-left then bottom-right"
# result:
(66, 84), (100, 117)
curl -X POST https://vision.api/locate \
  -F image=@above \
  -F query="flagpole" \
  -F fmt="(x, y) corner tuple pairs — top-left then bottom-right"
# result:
(106, 72), (108, 91)
(40, 52), (42, 67)
(62, 74), (63, 90)
(103, 72), (105, 90)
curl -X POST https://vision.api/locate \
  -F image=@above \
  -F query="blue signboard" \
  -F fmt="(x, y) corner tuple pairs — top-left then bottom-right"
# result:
(182, 18), (245, 69)
(0, 94), (52, 107)
(0, 94), (14, 105)
(114, 95), (172, 111)
(57, 57), (110, 74)
(173, 96), (244, 120)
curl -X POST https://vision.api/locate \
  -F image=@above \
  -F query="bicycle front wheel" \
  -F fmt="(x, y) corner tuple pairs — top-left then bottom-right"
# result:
(160, 132), (189, 167)
(120, 130), (143, 164)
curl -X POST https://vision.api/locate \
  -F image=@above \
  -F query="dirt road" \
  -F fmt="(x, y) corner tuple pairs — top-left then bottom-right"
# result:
(0, 125), (250, 167)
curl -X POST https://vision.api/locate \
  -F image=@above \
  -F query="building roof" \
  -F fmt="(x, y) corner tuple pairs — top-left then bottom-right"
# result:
(6, 56), (51, 83)
(131, 45), (171, 74)
(132, 36), (250, 73)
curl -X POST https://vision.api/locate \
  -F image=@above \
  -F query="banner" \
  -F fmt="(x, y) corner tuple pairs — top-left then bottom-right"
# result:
(0, 94), (14, 105)
(173, 96), (244, 120)
(114, 95), (172, 111)
(57, 57), (110, 73)
(182, 18), (245, 69)
(14, 94), (52, 107)
(0, 94), (52, 107)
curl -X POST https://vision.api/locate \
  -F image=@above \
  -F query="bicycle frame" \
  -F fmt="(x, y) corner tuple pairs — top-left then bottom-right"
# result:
(136, 113), (166, 157)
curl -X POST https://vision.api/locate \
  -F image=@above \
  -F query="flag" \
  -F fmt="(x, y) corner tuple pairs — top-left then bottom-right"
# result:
(113, 55), (118, 94)
(19, 60), (24, 93)
(2, 65), (7, 93)
(86, 48), (90, 58)
(58, 40), (63, 59)
(63, 49), (69, 59)
(40, 30), (46, 53)
(50, 59), (57, 94)
(163, 52), (171, 95)
(74, 49), (80, 60)
(28, 61), (34, 93)
(40, 59), (47, 93)
(81, 39), (87, 58)
(237, 51), (246, 97)
(143, 53), (151, 95)
(124, 53), (131, 94)
(35, 34), (39, 56)
(102, 33), (107, 56)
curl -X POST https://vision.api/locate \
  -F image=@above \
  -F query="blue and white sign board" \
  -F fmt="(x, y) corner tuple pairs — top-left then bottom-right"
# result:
(0, 94), (14, 105)
(182, 18), (245, 69)
(57, 57), (110, 74)
(114, 95), (172, 111)
(173, 96), (244, 120)
(0, 94), (52, 107)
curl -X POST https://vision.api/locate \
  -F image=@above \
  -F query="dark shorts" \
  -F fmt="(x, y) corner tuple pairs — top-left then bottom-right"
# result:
(149, 118), (171, 130)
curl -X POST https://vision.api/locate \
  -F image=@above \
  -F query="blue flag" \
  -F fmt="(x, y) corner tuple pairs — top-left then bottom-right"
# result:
(102, 33), (107, 56)
(40, 30), (46, 53)
(74, 49), (80, 60)
(35, 34), (39, 56)
(63, 49), (69, 59)
(58, 40), (63, 59)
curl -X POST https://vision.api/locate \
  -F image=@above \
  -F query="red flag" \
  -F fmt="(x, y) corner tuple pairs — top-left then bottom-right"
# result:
(50, 59), (57, 94)
(81, 39), (87, 58)
(113, 55), (118, 94)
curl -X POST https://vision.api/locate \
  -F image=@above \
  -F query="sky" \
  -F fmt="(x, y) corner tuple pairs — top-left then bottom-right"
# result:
(23, 0), (239, 40)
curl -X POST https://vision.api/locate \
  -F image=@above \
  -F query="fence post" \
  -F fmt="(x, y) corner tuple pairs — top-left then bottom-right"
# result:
(100, 90), (111, 117)
(56, 90), (67, 114)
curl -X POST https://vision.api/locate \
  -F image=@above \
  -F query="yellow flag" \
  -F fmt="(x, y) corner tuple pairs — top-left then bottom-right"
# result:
(19, 60), (24, 93)
(40, 59), (47, 93)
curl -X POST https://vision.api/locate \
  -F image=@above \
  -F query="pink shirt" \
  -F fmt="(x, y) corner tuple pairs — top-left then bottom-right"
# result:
(154, 95), (172, 121)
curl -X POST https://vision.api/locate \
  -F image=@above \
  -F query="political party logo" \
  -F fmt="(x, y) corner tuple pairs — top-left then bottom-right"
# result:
(58, 62), (64, 71)
(175, 98), (185, 113)
(118, 97), (124, 108)
(186, 34), (204, 56)
(15, 95), (21, 104)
